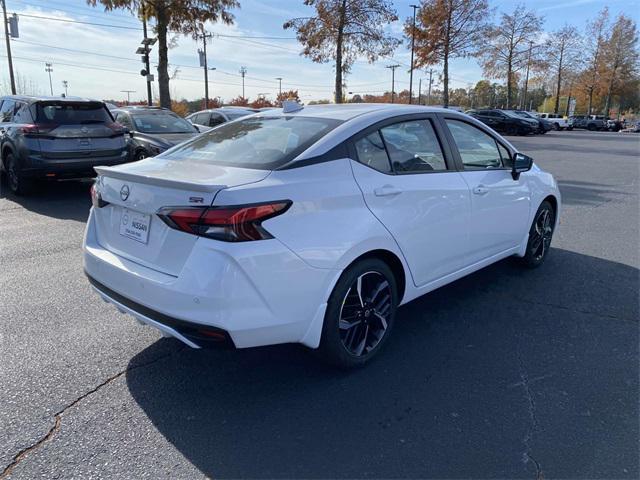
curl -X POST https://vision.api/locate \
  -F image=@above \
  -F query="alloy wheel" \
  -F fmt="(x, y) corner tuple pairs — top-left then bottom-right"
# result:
(530, 209), (554, 261)
(338, 271), (392, 357)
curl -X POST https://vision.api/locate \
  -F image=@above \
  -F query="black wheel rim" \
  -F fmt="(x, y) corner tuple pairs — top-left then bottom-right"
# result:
(339, 271), (392, 357)
(530, 209), (554, 261)
(7, 157), (18, 192)
(136, 151), (147, 160)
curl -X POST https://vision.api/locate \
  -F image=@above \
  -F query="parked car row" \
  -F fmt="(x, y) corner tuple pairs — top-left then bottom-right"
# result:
(0, 95), (257, 195)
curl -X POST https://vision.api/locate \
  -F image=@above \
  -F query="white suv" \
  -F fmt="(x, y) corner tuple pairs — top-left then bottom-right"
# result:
(84, 104), (560, 367)
(539, 113), (571, 130)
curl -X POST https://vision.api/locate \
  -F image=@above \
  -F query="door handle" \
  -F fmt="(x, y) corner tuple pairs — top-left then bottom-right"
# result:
(374, 185), (402, 197)
(473, 185), (489, 195)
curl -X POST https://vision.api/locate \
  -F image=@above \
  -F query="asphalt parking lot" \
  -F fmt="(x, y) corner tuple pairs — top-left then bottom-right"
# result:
(1, 130), (638, 479)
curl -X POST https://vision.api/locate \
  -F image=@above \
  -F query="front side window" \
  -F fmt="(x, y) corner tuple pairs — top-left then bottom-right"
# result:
(354, 131), (391, 173)
(445, 119), (503, 169)
(131, 113), (196, 134)
(160, 115), (341, 170)
(380, 119), (446, 172)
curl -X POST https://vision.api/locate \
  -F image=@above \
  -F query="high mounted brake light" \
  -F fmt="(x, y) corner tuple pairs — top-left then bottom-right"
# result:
(157, 201), (292, 242)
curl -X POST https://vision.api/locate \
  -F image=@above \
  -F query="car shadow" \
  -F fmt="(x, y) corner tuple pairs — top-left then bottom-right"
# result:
(0, 177), (92, 222)
(125, 248), (639, 479)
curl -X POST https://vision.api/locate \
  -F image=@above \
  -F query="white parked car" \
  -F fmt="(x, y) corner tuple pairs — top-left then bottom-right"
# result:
(84, 104), (560, 367)
(538, 113), (571, 130)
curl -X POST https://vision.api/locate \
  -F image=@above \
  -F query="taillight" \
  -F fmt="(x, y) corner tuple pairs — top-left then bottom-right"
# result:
(19, 124), (57, 135)
(157, 201), (292, 242)
(90, 182), (109, 208)
(106, 122), (125, 133)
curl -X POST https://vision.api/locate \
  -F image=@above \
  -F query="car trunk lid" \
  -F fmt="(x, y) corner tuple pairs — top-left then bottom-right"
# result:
(92, 158), (271, 276)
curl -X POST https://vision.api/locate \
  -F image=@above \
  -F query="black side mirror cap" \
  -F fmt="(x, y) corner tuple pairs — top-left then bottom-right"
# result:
(512, 152), (533, 180)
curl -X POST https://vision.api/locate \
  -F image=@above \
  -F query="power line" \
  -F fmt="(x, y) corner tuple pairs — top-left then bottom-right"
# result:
(15, 12), (141, 30)
(12, 0), (142, 26)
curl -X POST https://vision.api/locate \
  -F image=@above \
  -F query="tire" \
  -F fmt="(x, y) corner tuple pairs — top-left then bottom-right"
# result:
(587, 124), (596, 131)
(317, 258), (398, 368)
(519, 201), (556, 269)
(134, 150), (148, 161)
(5, 153), (35, 196)
(553, 122), (560, 131)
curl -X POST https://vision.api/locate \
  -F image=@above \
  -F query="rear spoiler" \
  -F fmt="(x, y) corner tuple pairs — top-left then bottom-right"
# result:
(94, 165), (225, 193)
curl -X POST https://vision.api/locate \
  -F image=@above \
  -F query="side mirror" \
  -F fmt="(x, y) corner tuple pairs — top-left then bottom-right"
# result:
(512, 153), (533, 180)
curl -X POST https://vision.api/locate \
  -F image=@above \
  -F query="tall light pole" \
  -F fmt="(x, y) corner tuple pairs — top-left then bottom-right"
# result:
(138, 1), (155, 106)
(275, 77), (282, 97)
(2, 0), (16, 94)
(45, 63), (53, 96)
(239, 66), (247, 99)
(408, 4), (419, 105)
(62, 80), (68, 96)
(427, 68), (434, 105)
(386, 64), (400, 103)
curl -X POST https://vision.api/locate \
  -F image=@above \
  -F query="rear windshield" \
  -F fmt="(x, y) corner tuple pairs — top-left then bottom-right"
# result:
(160, 115), (342, 170)
(35, 102), (112, 124)
(131, 113), (196, 134)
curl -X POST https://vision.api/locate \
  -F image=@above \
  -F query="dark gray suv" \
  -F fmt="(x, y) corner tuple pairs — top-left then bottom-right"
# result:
(0, 96), (130, 195)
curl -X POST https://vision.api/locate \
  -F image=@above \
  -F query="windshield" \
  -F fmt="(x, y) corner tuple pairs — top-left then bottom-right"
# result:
(131, 113), (196, 134)
(35, 102), (112, 124)
(160, 115), (342, 170)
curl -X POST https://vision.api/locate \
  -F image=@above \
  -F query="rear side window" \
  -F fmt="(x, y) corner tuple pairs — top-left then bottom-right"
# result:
(445, 119), (503, 169)
(355, 132), (391, 173)
(0, 100), (16, 122)
(13, 102), (33, 123)
(209, 113), (225, 127)
(380, 119), (446, 172)
(160, 116), (341, 170)
(35, 102), (111, 125)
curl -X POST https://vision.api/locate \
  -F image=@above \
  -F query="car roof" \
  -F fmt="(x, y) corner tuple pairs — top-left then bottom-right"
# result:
(0, 95), (103, 104)
(113, 107), (176, 115)
(255, 103), (454, 121)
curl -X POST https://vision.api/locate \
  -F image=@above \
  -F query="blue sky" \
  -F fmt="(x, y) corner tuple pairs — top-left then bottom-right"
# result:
(1, 0), (638, 103)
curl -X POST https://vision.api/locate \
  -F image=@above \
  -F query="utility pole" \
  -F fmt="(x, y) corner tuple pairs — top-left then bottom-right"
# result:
(197, 31), (213, 108)
(386, 64), (400, 103)
(2, 0), (16, 94)
(522, 41), (533, 110)
(139, 2), (154, 106)
(45, 63), (53, 96)
(418, 78), (422, 105)
(239, 66), (247, 99)
(427, 68), (434, 106)
(275, 77), (282, 97)
(121, 90), (135, 105)
(62, 80), (68, 96)
(408, 4), (419, 104)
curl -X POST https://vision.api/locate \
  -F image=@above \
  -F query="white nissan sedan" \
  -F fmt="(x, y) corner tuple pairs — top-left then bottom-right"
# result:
(84, 103), (560, 367)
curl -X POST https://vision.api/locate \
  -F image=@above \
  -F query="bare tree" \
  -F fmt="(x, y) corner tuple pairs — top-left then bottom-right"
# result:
(284, 0), (399, 104)
(407, 0), (490, 107)
(545, 24), (582, 114)
(582, 8), (609, 115)
(478, 4), (543, 109)
(602, 14), (639, 116)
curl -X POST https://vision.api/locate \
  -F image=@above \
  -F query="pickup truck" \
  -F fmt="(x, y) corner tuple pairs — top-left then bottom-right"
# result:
(570, 115), (607, 131)
(538, 113), (571, 130)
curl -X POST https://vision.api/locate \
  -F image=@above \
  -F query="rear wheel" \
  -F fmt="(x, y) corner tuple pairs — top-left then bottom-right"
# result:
(317, 258), (398, 368)
(134, 150), (148, 161)
(553, 122), (560, 131)
(520, 201), (555, 268)
(5, 153), (35, 196)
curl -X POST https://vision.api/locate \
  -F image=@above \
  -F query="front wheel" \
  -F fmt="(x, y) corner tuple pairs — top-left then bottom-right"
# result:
(317, 258), (398, 368)
(134, 150), (149, 161)
(520, 201), (556, 268)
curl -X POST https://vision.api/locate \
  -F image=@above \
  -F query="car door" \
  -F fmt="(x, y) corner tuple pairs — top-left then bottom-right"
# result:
(350, 115), (471, 287)
(0, 99), (16, 156)
(441, 116), (531, 265)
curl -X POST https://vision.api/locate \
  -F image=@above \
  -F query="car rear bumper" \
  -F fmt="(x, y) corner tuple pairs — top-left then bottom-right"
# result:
(83, 208), (337, 349)
(21, 151), (131, 178)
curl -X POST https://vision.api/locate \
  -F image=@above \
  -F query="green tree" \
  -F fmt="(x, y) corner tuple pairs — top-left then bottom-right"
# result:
(87, 0), (239, 109)
(284, 0), (399, 104)
(479, 4), (543, 109)
(407, 0), (489, 107)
